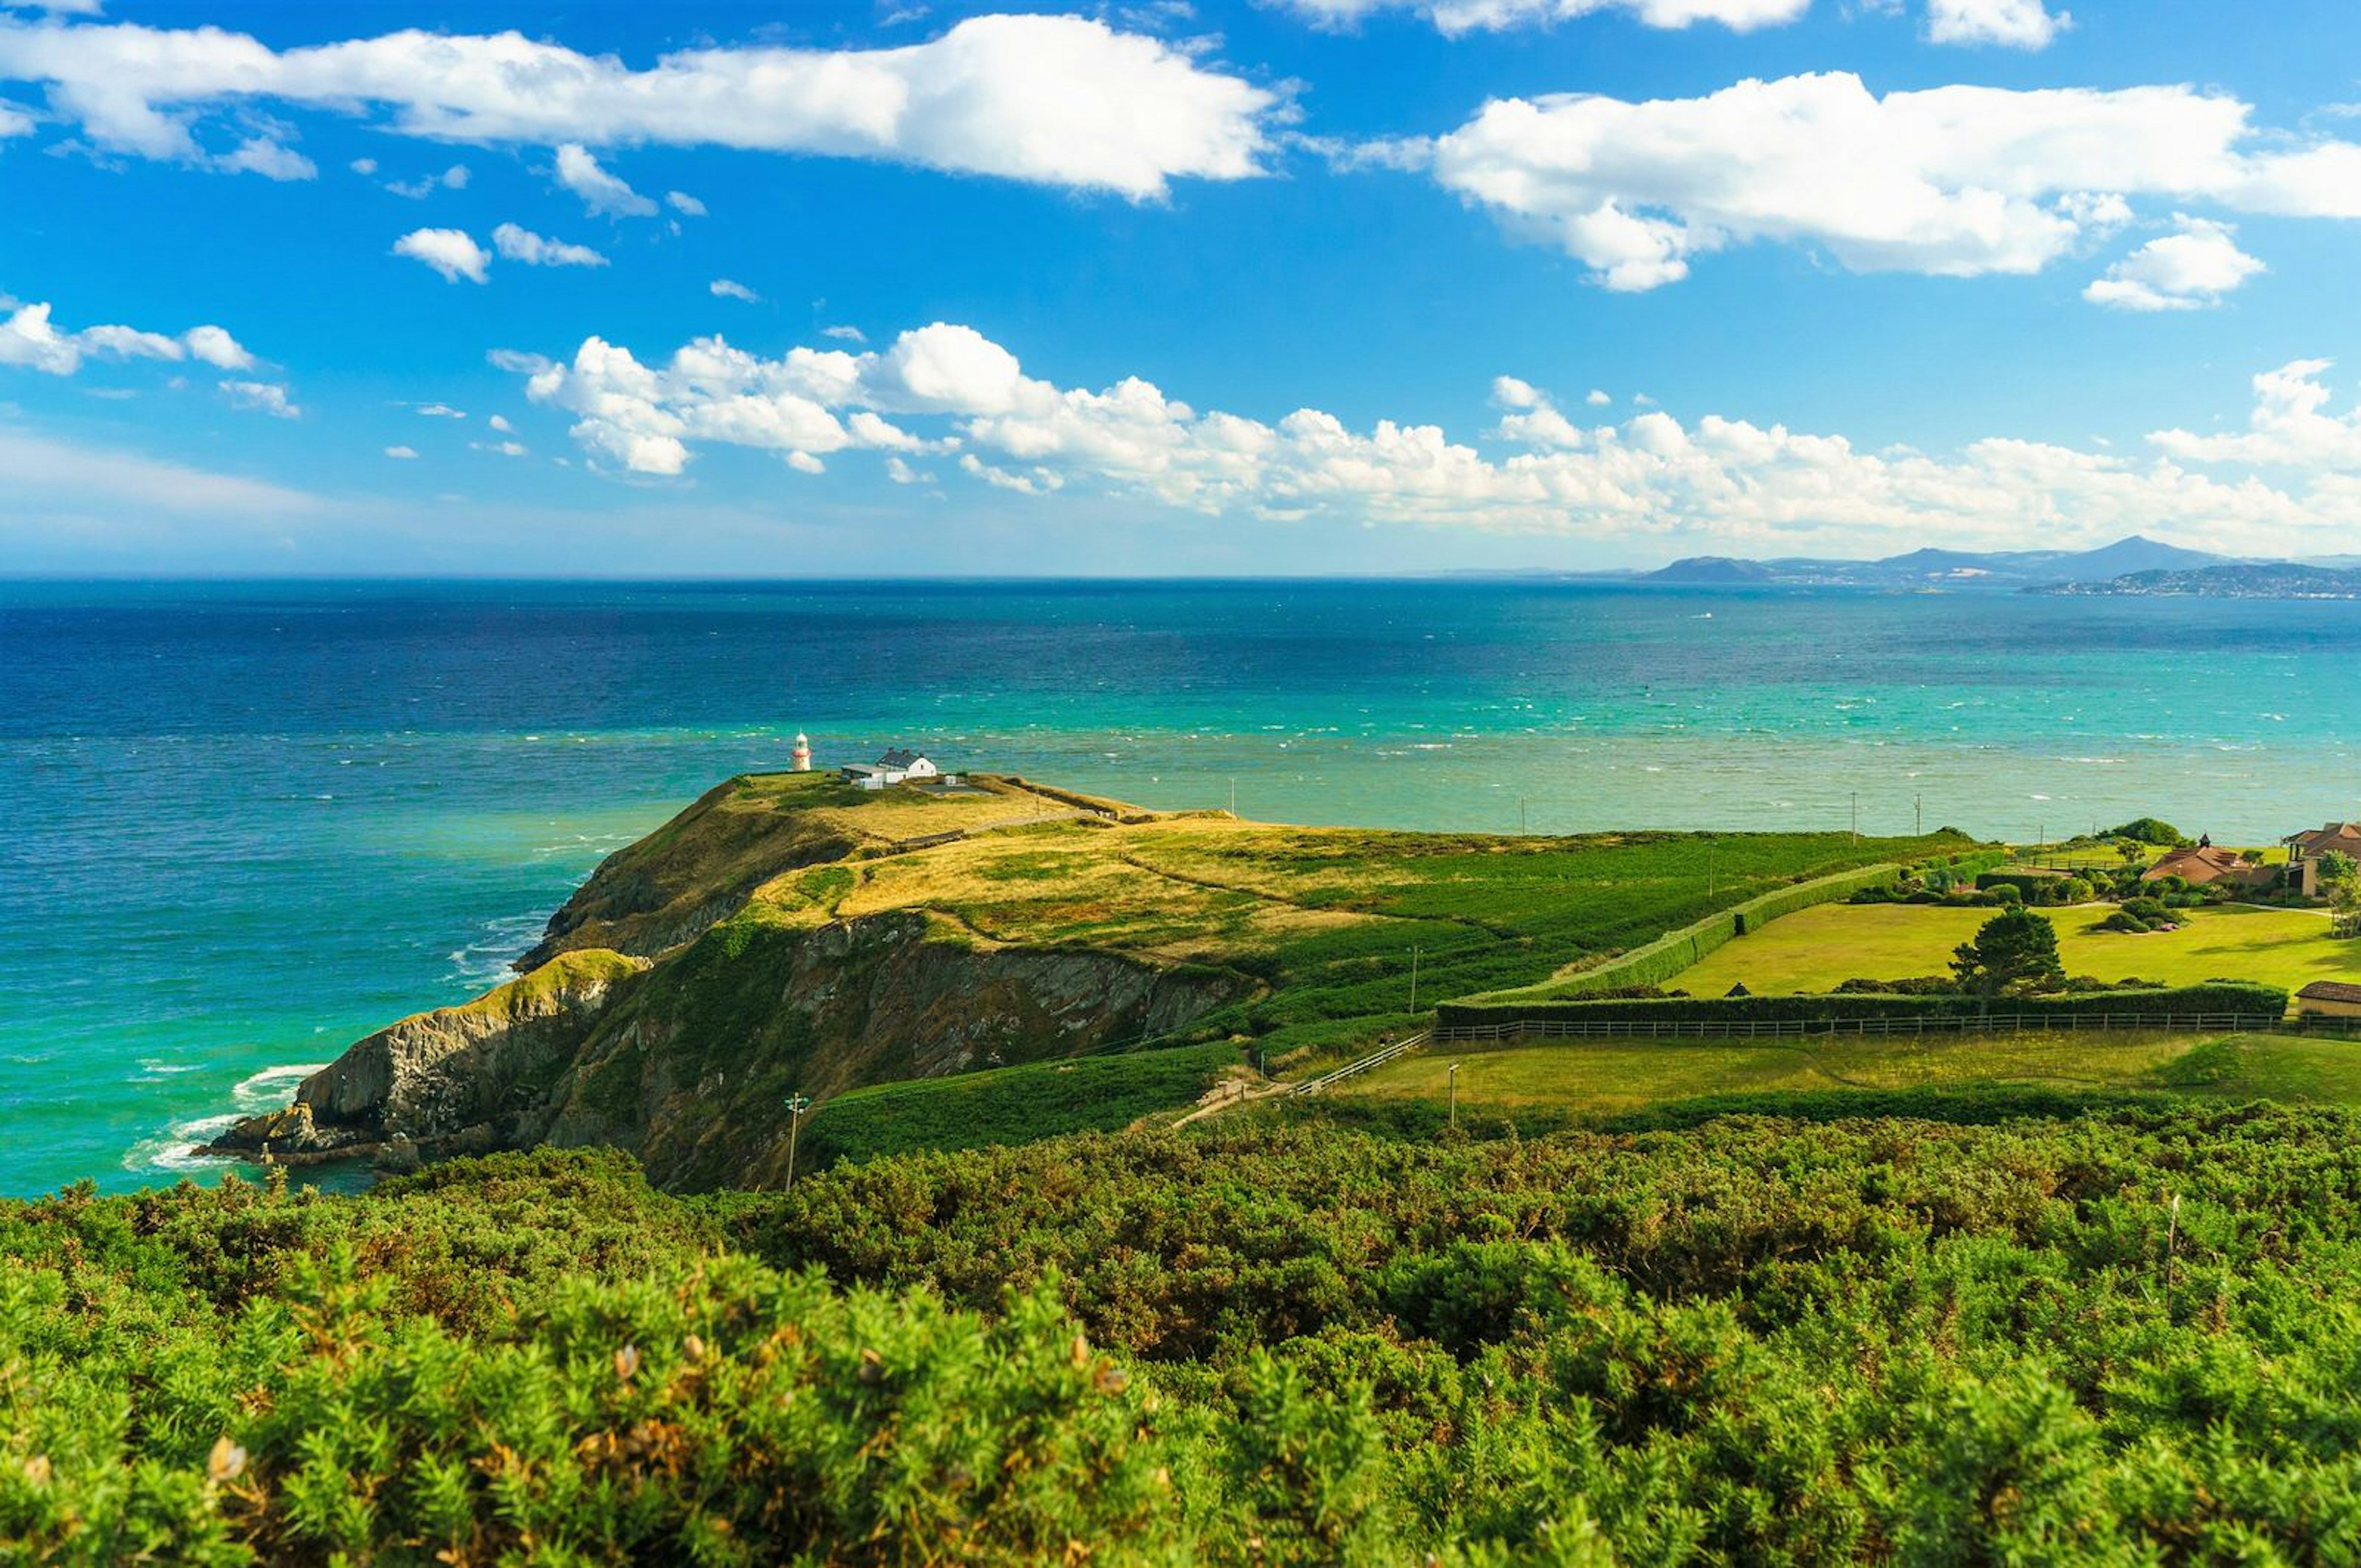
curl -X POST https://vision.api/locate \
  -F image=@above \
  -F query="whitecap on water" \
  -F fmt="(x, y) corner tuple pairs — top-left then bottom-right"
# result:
(445, 912), (550, 986)
(119, 1061), (330, 1179)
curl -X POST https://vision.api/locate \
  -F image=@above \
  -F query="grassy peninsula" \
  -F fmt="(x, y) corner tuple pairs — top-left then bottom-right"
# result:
(202, 768), (1976, 1186)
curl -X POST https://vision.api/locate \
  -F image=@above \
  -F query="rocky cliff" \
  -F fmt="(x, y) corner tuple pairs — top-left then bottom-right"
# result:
(206, 773), (1248, 1188)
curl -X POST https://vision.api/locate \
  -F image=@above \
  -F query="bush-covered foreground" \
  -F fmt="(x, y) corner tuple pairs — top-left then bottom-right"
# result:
(21, 1103), (2361, 1561)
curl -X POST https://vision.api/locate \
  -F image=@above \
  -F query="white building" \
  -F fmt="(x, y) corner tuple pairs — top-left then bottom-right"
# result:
(790, 733), (812, 772)
(842, 747), (940, 789)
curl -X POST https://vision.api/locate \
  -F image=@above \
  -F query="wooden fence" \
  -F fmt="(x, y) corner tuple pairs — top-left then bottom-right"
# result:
(1289, 1031), (1433, 1097)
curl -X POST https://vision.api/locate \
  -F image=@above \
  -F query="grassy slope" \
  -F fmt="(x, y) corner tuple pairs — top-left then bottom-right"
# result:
(1670, 901), (2355, 996)
(799, 1040), (1244, 1167)
(523, 771), (1097, 964)
(500, 776), (1971, 1164)
(1334, 1030), (2361, 1120)
(761, 814), (1978, 1071)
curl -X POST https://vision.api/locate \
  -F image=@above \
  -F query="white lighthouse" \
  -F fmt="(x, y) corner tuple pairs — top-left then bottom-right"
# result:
(790, 732), (812, 772)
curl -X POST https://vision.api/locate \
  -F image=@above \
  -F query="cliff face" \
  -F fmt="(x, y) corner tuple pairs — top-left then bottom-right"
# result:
(526, 912), (1240, 1189)
(207, 772), (1247, 1188)
(204, 949), (648, 1168)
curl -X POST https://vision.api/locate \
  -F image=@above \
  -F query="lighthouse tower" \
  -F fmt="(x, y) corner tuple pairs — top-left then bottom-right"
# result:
(791, 732), (812, 772)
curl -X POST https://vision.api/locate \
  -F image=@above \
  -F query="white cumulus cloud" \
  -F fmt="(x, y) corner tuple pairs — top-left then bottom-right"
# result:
(2084, 218), (2264, 312)
(387, 162), (468, 197)
(2148, 358), (2361, 471)
(0, 297), (253, 376)
(491, 222), (607, 267)
(0, 14), (1278, 199)
(553, 142), (655, 217)
(392, 227), (489, 283)
(384, 444), (419, 459)
(709, 278), (761, 302)
(498, 319), (2361, 557)
(1926, 0), (2068, 48)
(665, 189), (705, 216)
(221, 379), (298, 417)
(1423, 72), (2361, 290)
(1279, 0), (1806, 35)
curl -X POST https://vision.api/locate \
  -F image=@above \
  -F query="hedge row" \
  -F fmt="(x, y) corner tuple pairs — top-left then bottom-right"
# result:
(1436, 982), (2292, 1031)
(1532, 862), (1908, 999)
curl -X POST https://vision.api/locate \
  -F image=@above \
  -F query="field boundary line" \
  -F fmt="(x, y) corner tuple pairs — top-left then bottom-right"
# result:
(1289, 1031), (1433, 1097)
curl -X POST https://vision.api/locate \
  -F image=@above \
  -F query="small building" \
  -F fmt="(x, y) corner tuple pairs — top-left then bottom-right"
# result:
(2143, 843), (2279, 893)
(2296, 980), (2361, 1020)
(790, 732), (812, 773)
(841, 747), (941, 789)
(2285, 822), (2361, 897)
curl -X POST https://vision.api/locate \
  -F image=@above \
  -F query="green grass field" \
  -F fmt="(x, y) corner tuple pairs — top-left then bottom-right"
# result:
(1337, 1029), (2361, 1116)
(1671, 901), (2355, 996)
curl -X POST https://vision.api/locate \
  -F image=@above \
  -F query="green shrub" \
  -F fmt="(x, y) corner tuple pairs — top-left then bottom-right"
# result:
(2107, 817), (2191, 848)
(20, 1105), (2361, 1561)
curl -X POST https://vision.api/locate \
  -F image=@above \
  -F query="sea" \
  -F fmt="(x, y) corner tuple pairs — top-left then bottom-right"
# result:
(4, 578), (2359, 1197)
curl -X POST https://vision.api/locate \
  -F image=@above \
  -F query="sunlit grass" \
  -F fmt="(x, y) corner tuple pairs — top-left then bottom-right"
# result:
(1672, 902), (2354, 996)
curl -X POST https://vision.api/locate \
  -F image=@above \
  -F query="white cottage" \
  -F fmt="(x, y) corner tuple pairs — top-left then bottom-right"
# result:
(842, 747), (941, 789)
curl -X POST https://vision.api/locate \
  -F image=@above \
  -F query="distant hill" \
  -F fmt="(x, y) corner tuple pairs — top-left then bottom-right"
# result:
(1643, 534), (2234, 589)
(1641, 556), (1778, 585)
(2030, 562), (2361, 599)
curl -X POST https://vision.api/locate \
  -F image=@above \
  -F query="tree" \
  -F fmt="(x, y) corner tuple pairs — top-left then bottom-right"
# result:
(1952, 908), (2068, 998)
(2320, 850), (2360, 937)
(2319, 849), (2357, 898)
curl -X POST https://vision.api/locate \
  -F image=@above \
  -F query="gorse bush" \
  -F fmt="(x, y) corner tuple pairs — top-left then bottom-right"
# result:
(18, 1105), (2361, 1561)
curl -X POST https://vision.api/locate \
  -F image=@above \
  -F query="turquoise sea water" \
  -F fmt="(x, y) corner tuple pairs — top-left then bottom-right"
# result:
(4, 578), (2359, 1197)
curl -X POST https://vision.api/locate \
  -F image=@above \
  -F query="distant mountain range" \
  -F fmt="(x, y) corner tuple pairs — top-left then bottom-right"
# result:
(1639, 534), (2229, 589)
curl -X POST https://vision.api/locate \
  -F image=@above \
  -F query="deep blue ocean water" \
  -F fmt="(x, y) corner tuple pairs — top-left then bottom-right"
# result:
(5, 578), (2359, 1196)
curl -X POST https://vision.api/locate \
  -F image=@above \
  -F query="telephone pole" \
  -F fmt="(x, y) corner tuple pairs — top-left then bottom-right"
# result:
(783, 1092), (811, 1189)
(1409, 945), (1421, 1014)
(1915, 794), (1923, 836)
(1851, 792), (1859, 842)
(1448, 1062), (1461, 1129)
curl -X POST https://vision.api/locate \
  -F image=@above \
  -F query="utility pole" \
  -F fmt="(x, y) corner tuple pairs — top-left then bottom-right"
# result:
(1448, 1062), (1460, 1129)
(1409, 945), (1421, 1015)
(1229, 778), (1236, 817)
(1851, 792), (1859, 843)
(1707, 845), (1717, 900)
(783, 1092), (811, 1189)
(1915, 794), (1924, 836)
(1519, 797), (1527, 837)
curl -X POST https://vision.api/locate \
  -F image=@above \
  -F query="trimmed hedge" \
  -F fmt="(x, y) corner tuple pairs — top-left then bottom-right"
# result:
(1511, 862), (1909, 999)
(1436, 982), (2291, 1033)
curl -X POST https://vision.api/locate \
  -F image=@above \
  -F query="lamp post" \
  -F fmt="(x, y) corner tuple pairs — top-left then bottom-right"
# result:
(1448, 1062), (1460, 1129)
(783, 1092), (812, 1189)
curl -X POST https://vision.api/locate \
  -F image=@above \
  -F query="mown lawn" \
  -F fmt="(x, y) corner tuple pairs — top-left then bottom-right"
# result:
(1672, 902), (2356, 996)
(1341, 1030), (2219, 1114)
(1337, 1029), (2361, 1116)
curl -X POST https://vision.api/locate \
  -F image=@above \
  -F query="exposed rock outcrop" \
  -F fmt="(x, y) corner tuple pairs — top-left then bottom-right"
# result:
(202, 948), (646, 1166)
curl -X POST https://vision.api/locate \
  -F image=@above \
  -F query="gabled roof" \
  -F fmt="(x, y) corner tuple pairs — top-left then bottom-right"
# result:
(2298, 980), (2361, 1005)
(2285, 823), (2361, 853)
(2143, 845), (2274, 886)
(876, 747), (924, 768)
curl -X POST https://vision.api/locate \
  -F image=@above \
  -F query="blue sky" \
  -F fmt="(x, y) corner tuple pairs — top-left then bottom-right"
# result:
(3, 0), (2360, 575)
